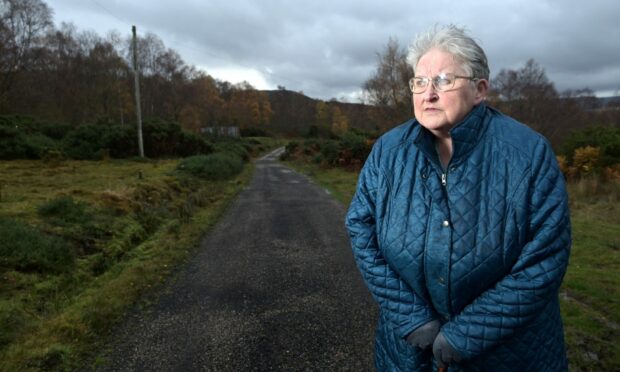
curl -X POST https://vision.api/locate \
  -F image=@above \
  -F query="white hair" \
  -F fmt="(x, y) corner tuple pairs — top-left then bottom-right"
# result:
(407, 24), (490, 80)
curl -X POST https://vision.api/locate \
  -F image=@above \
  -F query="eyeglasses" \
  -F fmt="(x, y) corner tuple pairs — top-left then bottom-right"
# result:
(409, 73), (478, 94)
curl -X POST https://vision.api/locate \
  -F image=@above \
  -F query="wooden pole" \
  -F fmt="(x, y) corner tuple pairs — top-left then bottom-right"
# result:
(132, 25), (144, 158)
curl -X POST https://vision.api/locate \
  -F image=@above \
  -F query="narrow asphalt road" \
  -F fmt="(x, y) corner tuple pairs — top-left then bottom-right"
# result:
(97, 148), (378, 371)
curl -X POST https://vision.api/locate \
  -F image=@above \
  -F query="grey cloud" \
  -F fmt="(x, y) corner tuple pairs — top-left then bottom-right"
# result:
(46, 0), (620, 99)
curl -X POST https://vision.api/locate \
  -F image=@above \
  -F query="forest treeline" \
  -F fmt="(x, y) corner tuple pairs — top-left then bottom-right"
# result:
(1, 0), (619, 159)
(0, 0), (275, 133)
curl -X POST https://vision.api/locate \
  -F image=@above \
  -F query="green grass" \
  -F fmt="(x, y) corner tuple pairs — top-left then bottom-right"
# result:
(562, 179), (620, 370)
(0, 217), (74, 273)
(284, 161), (358, 206)
(0, 136), (283, 371)
(286, 159), (620, 372)
(177, 152), (244, 180)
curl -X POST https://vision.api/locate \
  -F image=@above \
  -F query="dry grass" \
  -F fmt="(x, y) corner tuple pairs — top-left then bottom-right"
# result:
(0, 159), (177, 220)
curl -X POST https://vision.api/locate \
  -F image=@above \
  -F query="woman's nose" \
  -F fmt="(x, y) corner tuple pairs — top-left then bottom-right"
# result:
(422, 86), (438, 101)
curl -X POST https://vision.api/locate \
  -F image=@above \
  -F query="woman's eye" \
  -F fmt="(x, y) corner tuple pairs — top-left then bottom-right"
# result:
(437, 77), (451, 86)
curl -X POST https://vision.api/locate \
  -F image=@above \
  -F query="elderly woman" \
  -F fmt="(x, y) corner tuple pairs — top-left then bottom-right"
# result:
(345, 25), (571, 371)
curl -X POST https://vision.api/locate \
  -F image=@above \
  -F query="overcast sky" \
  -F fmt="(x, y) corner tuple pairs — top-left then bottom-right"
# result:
(44, 0), (620, 101)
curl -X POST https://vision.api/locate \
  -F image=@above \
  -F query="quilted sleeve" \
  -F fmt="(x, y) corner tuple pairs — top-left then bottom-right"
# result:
(345, 142), (437, 338)
(441, 137), (571, 360)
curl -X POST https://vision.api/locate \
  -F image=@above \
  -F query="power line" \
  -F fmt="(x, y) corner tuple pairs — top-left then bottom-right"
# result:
(89, 0), (131, 27)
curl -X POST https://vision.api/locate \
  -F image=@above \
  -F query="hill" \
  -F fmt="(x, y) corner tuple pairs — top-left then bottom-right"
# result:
(264, 89), (406, 137)
(264, 89), (619, 139)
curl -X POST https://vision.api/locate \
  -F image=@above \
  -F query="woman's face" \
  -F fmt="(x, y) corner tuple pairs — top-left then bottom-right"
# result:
(412, 48), (488, 137)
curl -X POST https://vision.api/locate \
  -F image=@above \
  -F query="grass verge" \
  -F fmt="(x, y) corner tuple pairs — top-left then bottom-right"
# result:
(284, 161), (358, 206)
(0, 149), (259, 370)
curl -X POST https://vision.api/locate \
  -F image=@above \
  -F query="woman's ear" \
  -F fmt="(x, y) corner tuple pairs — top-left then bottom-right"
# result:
(474, 79), (489, 103)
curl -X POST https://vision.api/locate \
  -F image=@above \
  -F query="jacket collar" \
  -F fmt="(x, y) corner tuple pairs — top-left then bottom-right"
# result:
(412, 103), (487, 168)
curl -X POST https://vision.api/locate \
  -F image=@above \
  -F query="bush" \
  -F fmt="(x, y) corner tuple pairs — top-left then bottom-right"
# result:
(305, 124), (334, 139)
(142, 119), (180, 157)
(0, 115), (214, 160)
(62, 120), (215, 159)
(0, 117), (60, 159)
(38, 196), (89, 225)
(213, 140), (249, 161)
(0, 218), (74, 272)
(240, 127), (271, 137)
(320, 140), (339, 165)
(340, 132), (371, 163)
(286, 141), (299, 153)
(178, 132), (214, 157)
(62, 124), (110, 160)
(134, 204), (169, 235)
(37, 121), (73, 141)
(24, 133), (60, 158)
(0, 115), (71, 139)
(0, 125), (30, 159)
(573, 146), (601, 175)
(561, 126), (620, 167)
(282, 132), (373, 169)
(104, 125), (137, 158)
(37, 196), (117, 255)
(139, 119), (213, 158)
(177, 153), (244, 180)
(279, 141), (299, 161)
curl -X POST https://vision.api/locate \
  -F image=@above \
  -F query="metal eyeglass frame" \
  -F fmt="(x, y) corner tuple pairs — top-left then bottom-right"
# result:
(409, 73), (478, 94)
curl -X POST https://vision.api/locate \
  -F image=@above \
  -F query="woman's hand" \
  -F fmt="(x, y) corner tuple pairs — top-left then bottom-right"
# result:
(406, 319), (441, 349)
(433, 332), (462, 367)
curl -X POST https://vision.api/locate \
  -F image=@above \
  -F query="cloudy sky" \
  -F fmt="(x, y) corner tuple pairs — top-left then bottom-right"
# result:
(44, 0), (620, 101)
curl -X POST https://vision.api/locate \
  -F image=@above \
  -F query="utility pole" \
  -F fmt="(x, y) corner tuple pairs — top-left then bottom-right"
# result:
(132, 25), (144, 158)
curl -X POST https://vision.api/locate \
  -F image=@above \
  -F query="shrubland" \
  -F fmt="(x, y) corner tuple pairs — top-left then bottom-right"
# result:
(0, 136), (281, 371)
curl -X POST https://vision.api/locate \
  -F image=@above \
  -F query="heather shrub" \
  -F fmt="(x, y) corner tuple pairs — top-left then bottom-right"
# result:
(0, 218), (74, 273)
(177, 153), (244, 180)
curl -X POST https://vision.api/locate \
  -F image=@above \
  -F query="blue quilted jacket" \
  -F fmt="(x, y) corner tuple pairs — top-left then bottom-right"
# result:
(345, 104), (571, 371)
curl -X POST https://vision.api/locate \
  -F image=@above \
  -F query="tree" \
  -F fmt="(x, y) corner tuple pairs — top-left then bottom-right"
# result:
(84, 40), (131, 123)
(490, 59), (566, 143)
(362, 37), (412, 125)
(226, 82), (272, 129)
(178, 73), (224, 131)
(493, 59), (557, 101)
(153, 48), (192, 120)
(315, 100), (329, 127)
(330, 106), (348, 137)
(0, 0), (53, 109)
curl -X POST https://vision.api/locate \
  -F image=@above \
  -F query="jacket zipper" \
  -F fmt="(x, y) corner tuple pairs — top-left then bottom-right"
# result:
(441, 173), (447, 186)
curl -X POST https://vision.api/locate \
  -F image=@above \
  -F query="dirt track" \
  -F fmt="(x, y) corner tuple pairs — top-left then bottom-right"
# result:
(97, 148), (378, 371)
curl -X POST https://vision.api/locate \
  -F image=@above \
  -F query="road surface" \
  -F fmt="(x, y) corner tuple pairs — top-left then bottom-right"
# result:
(97, 148), (378, 371)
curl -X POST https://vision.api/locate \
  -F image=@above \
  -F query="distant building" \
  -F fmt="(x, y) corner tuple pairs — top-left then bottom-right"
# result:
(200, 126), (240, 137)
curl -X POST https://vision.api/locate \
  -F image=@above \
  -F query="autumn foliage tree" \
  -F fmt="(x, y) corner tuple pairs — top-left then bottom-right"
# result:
(0, 0), (272, 134)
(330, 106), (349, 137)
(225, 82), (273, 130)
